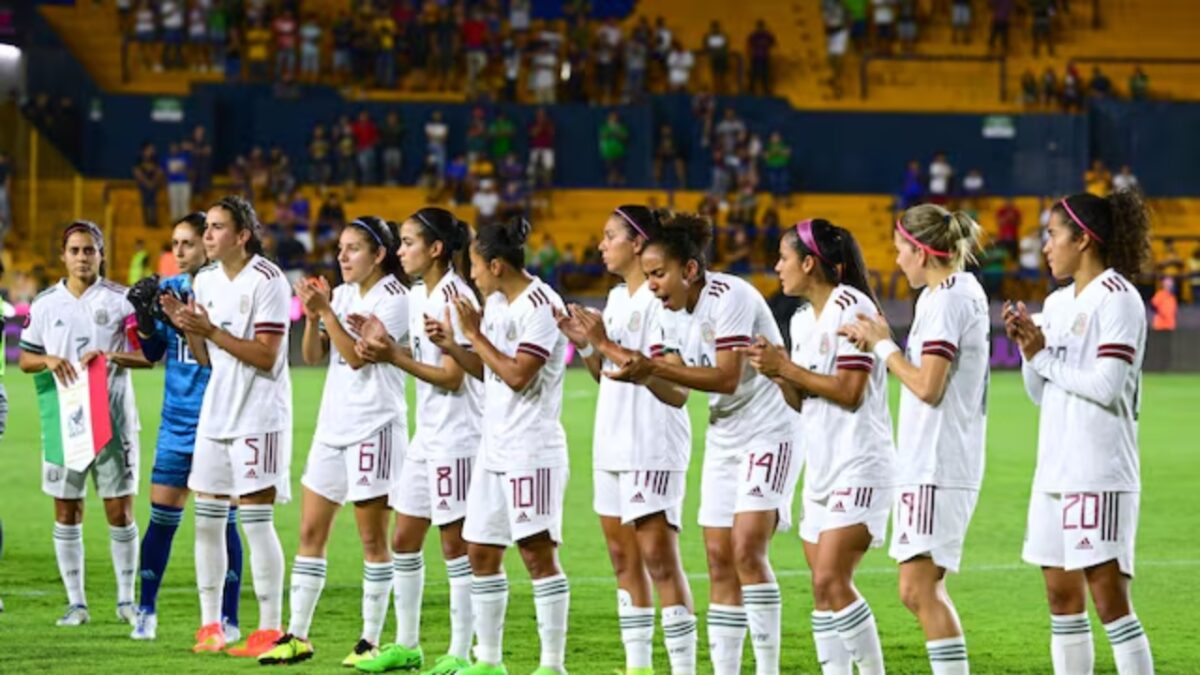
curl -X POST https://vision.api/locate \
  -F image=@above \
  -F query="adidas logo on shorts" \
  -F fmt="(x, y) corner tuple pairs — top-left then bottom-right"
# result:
(516, 511), (530, 523)
(437, 499), (449, 510)
(747, 486), (764, 498)
(831, 501), (846, 513)
(899, 533), (909, 544)
(630, 492), (645, 504)
(357, 476), (371, 486)
(245, 468), (258, 479)
(1076, 537), (1093, 550)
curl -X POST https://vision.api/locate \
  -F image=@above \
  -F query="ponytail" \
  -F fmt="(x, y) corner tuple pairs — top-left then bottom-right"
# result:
(613, 204), (671, 243)
(348, 215), (408, 284)
(1053, 191), (1151, 279)
(784, 218), (880, 309)
(645, 211), (712, 268)
(474, 216), (532, 271)
(896, 203), (984, 270)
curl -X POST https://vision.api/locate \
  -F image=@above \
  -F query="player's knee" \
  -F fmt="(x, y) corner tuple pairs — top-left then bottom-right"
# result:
(704, 539), (735, 583)
(439, 536), (468, 560)
(518, 547), (560, 579)
(639, 539), (679, 584)
(730, 531), (770, 580)
(1045, 584), (1086, 615)
(1090, 591), (1131, 624)
(811, 568), (850, 607)
(103, 498), (133, 526)
(606, 538), (638, 578)
(898, 576), (931, 615)
(298, 519), (328, 550)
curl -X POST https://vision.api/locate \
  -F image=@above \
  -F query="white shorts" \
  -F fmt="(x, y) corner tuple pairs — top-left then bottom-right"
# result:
(391, 453), (475, 527)
(1022, 491), (1139, 577)
(594, 469), (686, 530)
(302, 423), (402, 505)
(698, 438), (801, 531)
(800, 486), (892, 547)
(462, 464), (568, 547)
(43, 434), (139, 500)
(888, 485), (979, 573)
(189, 429), (292, 502)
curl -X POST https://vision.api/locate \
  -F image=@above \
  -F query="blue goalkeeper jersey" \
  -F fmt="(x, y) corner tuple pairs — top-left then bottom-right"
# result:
(140, 273), (211, 451)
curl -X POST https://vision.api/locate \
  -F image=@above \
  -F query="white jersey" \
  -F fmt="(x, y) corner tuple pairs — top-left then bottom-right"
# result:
(659, 272), (792, 458)
(314, 275), (409, 446)
(1029, 269), (1145, 493)
(193, 255), (293, 439)
(19, 279), (140, 438)
(791, 284), (895, 500)
(897, 272), (990, 489)
(593, 281), (691, 472)
(480, 277), (569, 471)
(407, 271), (483, 459)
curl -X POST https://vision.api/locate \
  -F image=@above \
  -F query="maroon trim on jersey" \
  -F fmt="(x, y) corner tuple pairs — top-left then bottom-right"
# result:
(383, 280), (406, 296)
(853, 487), (874, 508)
(648, 343), (665, 358)
(706, 279), (732, 298)
(253, 261), (281, 280)
(457, 457), (473, 500)
(1097, 343), (1136, 364)
(916, 485), (936, 535)
(771, 442), (793, 494)
(836, 354), (874, 371)
(254, 322), (287, 335)
(1101, 492), (1119, 542)
(536, 468), (551, 515)
(938, 276), (958, 290)
(715, 335), (753, 351)
(442, 283), (461, 301)
(922, 340), (958, 360)
(833, 292), (854, 311)
(1101, 277), (1130, 293)
(528, 288), (551, 308)
(517, 342), (550, 361)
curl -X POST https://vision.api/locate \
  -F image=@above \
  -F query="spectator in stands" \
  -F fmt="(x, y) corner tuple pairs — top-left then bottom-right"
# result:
(725, 227), (753, 275)
(308, 124), (333, 189)
(599, 112), (629, 187)
(951, 0), (973, 44)
(317, 191), (346, 236)
(1062, 64), (1084, 111)
(594, 18), (623, 105)
(500, 180), (531, 222)
(498, 152), (525, 188)
(1030, 0), (1054, 56)
(962, 168), (985, 211)
(824, 0), (849, 97)
(654, 123), (687, 190)
(709, 149), (733, 201)
(271, 9), (298, 79)
(489, 112), (517, 161)
(844, 0), (869, 52)
(714, 108), (746, 156)
(667, 40), (695, 92)
(988, 0), (1013, 53)
(0, 151), (11, 246)
(332, 11), (354, 83)
(245, 19), (272, 81)
(624, 30), (649, 103)
(762, 132), (792, 206)
(1084, 159), (1111, 196)
(927, 151), (953, 204)
(373, 10), (397, 89)
(463, 7), (488, 98)
(873, 0), (897, 52)
(133, 143), (164, 228)
(510, 0), (531, 33)
(900, 159), (923, 209)
(160, 0), (185, 70)
(299, 13), (322, 81)
(995, 198), (1021, 259)
(445, 155), (470, 205)
(128, 240), (151, 285)
(693, 89), (716, 149)
(165, 142), (192, 221)
(229, 155), (251, 199)
(269, 147), (296, 199)
(246, 146), (267, 198)
(275, 220), (309, 283)
(1017, 228), (1043, 295)
(133, 0), (157, 72)
(472, 179), (500, 227)
(381, 111), (404, 186)
(762, 207), (782, 258)
(1112, 164), (1140, 193)
(897, 0), (919, 53)
(157, 242), (180, 277)
(747, 20), (776, 95)
(528, 108), (556, 189)
(652, 16), (673, 81)
(186, 0), (208, 71)
(703, 21), (731, 94)
(433, 7), (458, 91)
(1151, 277), (1177, 331)
(500, 33), (521, 102)
(1129, 66), (1150, 101)
(334, 122), (357, 198)
(353, 110), (380, 186)
(207, 0), (228, 73)
(530, 42), (559, 104)
(1041, 66), (1060, 106)
(1088, 66), (1113, 98)
(1188, 245), (1200, 304)
(1020, 70), (1039, 106)
(1156, 239), (1184, 289)
(425, 110), (449, 178)
(530, 234), (561, 286)
(189, 125), (212, 205)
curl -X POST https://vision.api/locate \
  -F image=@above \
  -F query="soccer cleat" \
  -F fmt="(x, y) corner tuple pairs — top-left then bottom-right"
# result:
(227, 628), (284, 657)
(341, 639), (380, 667)
(456, 663), (508, 675)
(421, 654), (472, 674)
(130, 609), (158, 640)
(257, 633), (315, 665)
(193, 622), (227, 653)
(355, 643), (425, 672)
(223, 617), (242, 645)
(56, 604), (90, 626)
(530, 668), (567, 675)
(116, 602), (137, 625)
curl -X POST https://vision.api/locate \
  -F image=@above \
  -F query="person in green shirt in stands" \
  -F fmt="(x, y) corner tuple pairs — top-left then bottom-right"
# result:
(762, 131), (792, 207)
(128, 239), (151, 285)
(599, 112), (629, 187)
(488, 113), (516, 161)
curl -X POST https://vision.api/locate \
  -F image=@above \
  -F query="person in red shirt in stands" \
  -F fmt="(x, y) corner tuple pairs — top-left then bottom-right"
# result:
(528, 108), (556, 190)
(352, 111), (381, 186)
(461, 8), (488, 97)
(995, 198), (1021, 260)
(273, 9), (299, 78)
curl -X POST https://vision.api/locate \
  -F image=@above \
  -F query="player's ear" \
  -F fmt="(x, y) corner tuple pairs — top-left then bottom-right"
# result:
(429, 239), (444, 261)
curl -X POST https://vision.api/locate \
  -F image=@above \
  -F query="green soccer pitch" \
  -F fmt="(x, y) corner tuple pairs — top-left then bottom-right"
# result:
(0, 369), (1194, 673)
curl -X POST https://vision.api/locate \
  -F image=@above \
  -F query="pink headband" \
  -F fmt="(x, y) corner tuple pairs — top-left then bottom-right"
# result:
(895, 219), (951, 258)
(1059, 198), (1105, 243)
(614, 208), (648, 239)
(795, 219), (834, 270)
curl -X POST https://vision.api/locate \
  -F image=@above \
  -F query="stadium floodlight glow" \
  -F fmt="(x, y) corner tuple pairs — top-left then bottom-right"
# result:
(0, 43), (20, 63)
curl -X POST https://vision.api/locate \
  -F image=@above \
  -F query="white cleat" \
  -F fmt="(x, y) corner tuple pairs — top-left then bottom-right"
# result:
(130, 609), (157, 640)
(222, 617), (241, 645)
(56, 605), (91, 626)
(116, 602), (137, 625)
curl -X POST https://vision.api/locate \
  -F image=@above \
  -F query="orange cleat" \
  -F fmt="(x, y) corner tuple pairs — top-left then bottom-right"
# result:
(192, 622), (227, 653)
(226, 628), (284, 657)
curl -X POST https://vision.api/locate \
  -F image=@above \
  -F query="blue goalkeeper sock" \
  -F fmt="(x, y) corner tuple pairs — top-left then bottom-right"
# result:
(222, 506), (243, 627)
(137, 503), (183, 613)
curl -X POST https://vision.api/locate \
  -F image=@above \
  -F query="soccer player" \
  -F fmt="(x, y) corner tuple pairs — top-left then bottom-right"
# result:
(126, 212), (244, 642)
(1004, 191), (1154, 675)
(258, 216), (408, 666)
(555, 205), (697, 675)
(19, 220), (152, 626)
(164, 195), (293, 657)
(608, 213), (799, 675)
(436, 217), (571, 675)
(841, 205), (988, 674)
(742, 218), (893, 675)
(351, 208), (483, 675)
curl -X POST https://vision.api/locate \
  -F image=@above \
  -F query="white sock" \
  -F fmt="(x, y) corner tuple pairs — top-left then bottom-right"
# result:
(833, 597), (885, 675)
(109, 523), (139, 606)
(811, 610), (852, 675)
(744, 582), (782, 675)
(287, 556), (326, 639)
(362, 561), (392, 645)
(1051, 612), (1094, 674)
(662, 604), (698, 675)
(446, 555), (474, 660)
(53, 522), (86, 608)
(707, 604), (747, 675)
(928, 636), (970, 674)
(532, 574), (570, 669)
(392, 551), (425, 647)
(471, 574), (508, 665)
(240, 504), (285, 631)
(194, 499), (229, 626)
(1105, 614), (1153, 675)
(617, 589), (654, 670)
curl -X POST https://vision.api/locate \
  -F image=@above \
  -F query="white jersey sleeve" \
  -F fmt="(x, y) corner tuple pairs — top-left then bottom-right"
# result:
(251, 271), (290, 346)
(18, 293), (48, 354)
(1029, 289), (1140, 407)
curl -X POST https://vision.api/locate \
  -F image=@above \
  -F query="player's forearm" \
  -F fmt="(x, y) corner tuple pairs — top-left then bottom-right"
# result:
(780, 361), (864, 410)
(18, 351), (49, 373)
(107, 351), (154, 369)
(209, 330), (276, 372)
(886, 352), (947, 406)
(1031, 351), (1128, 408)
(318, 310), (367, 369)
(645, 376), (689, 408)
(649, 360), (737, 395)
(468, 333), (536, 390)
(776, 379), (804, 412)
(443, 341), (484, 381)
(300, 319), (327, 365)
(394, 350), (464, 390)
(139, 329), (168, 363)
(1021, 360), (1045, 405)
(184, 332), (211, 367)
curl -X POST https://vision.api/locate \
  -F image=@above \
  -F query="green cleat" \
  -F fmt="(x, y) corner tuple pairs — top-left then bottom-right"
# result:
(420, 654), (473, 674)
(257, 633), (314, 665)
(355, 643), (424, 672)
(457, 662), (509, 675)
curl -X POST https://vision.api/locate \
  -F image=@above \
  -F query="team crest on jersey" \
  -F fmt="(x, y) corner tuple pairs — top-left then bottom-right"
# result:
(628, 311), (642, 332)
(240, 295), (251, 314)
(819, 333), (832, 355)
(1072, 313), (1088, 336)
(506, 322), (518, 341)
(701, 322), (715, 344)
(45, 466), (62, 483)
(93, 309), (109, 325)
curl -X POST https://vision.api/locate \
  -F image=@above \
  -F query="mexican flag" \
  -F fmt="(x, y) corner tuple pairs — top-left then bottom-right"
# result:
(34, 355), (113, 472)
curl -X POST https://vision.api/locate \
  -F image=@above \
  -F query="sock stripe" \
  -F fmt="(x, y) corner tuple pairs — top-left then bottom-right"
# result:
(707, 610), (748, 628)
(363, 562), (392, 582)
(662, 619), (697, 637)
(239, 506), (274, 523)
(834, 603), (873, 632)
(392, 554), (425, 572)
(471, 577), (509, 594)
(532, 578), (570, 597)
(1105, 623), (1146, 644)
(446, 560), (473, 578)
(53, 524), (83, 540)
(226, 506), (239, 524)
(194, 501), (230, 518)
(150, 504), (185, 525)
(109, 525), (139, 542)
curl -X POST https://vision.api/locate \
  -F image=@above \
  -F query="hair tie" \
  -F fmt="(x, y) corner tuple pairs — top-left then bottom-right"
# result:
(1059, 198), (1105, 243)
(349, 219), (384, 247)
(615, 208), (649, 239)
(795, 219), (835, 270)
(895, 219), (951, 258)
(942, 213), (952, 225)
